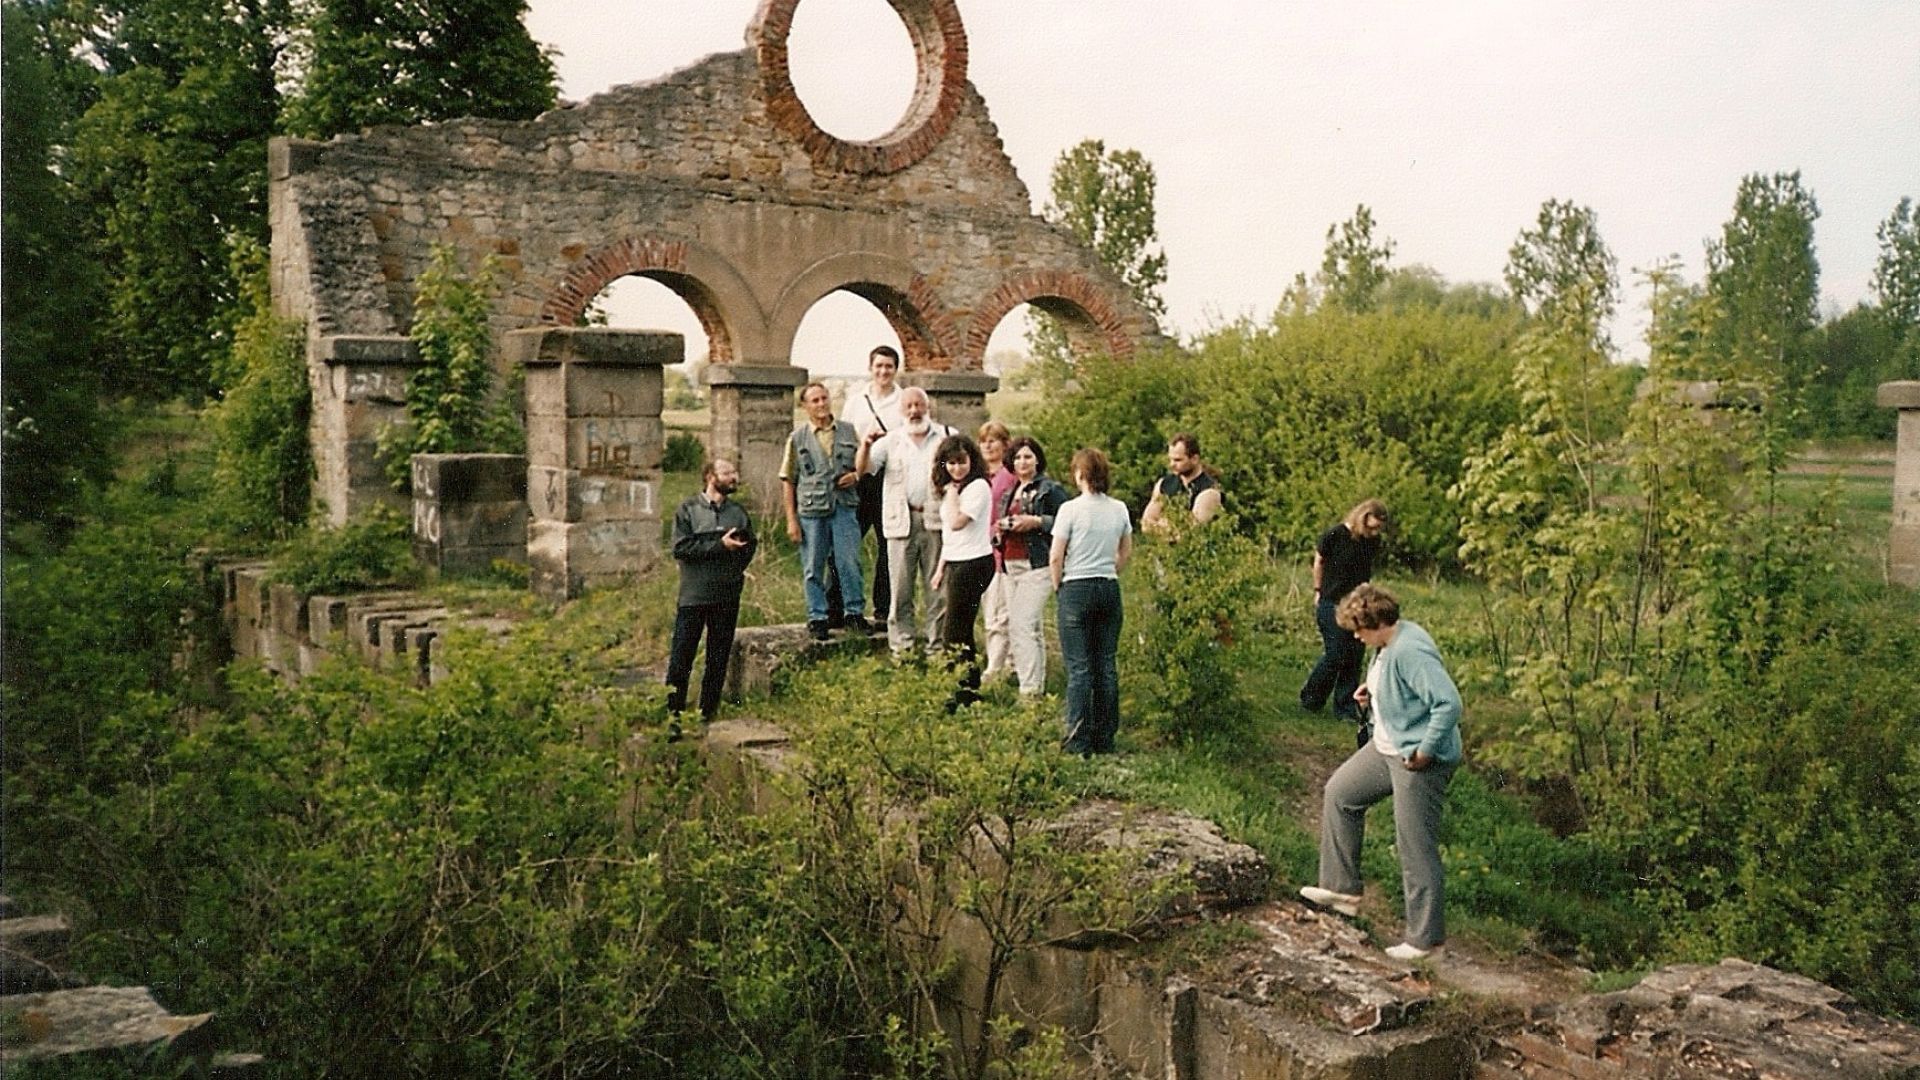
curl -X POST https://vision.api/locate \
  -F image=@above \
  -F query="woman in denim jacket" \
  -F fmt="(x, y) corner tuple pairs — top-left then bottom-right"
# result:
(991, 437), (1070, 697)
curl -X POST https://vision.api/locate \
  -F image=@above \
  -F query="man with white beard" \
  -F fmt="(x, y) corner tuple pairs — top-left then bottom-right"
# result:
(856, 386), (957, 658)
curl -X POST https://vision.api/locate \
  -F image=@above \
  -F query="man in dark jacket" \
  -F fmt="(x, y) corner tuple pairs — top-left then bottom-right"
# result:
(666, 457), (757, 724)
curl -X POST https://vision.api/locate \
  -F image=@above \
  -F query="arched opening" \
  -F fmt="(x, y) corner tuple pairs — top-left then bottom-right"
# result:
(588, 274), (712, 410)
(792, 290), (905, 419)
(786, 0), (917, 143)
(964, 271), (1139, 374)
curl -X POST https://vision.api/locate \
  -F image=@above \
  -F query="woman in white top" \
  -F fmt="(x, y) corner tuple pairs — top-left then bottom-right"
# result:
(930, 434), (995, 709)
(1049, 448), (1133, 754)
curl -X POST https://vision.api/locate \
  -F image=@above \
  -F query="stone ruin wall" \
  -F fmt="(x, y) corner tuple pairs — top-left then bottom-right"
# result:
(271, 0), (1164, 530)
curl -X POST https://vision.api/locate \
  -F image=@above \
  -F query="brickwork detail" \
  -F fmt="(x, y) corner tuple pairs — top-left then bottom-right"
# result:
(752, 0), (970, 175)
(965, 269), (1141, 362)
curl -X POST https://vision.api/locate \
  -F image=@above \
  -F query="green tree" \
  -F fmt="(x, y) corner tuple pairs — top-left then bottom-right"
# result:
(1871, 196), (1919, 331)
(2, 2), (116, 542)
(1315, 204), (1395, 313)
(1028, 139), (1168, 367)
(283, 0), (557, 138)
(1702, 171), (1821, 409)
(67, 0), (294, 400)
(1505, 199), (1618, 352)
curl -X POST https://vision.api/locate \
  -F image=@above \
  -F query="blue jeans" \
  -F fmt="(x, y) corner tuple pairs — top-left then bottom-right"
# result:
(1058, 577), (1123, 753)
(800, 508), (864, 623)
(1302, 596), (1364, 719)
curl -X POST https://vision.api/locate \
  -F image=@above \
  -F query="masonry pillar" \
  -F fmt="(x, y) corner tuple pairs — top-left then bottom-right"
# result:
(1878, 381), (1920, 588)
(707, 364), (808, 519)
(510, 328), (676, 601)
(904, 371), (1000, 440)
(310, 335), (421, 526)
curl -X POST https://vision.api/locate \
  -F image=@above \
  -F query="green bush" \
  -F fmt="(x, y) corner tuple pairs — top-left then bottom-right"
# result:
(662, 429), (706, 473)
(1028, 303), (1526, 567)
(269, 507), (418, 594)
(377, 244), (523, 491)
(1120, 509), (1276, 745)
(208, 242), (311, 543)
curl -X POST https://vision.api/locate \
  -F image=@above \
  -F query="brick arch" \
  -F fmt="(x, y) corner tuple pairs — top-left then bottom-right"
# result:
(539, 237), (763, 364)
(769, 251), (963, 371)
(750, 0), (969, 175)
(964, 270), (1138, 366)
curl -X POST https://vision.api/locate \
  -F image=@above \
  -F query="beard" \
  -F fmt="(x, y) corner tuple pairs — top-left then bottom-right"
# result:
(713, 479), (737, 496)
(904, 416), (930, 435)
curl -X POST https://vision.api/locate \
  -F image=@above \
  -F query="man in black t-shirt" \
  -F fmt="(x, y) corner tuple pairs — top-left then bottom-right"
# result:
(1300, 499), (1388, 721)
(1141, 432), (1222, 535)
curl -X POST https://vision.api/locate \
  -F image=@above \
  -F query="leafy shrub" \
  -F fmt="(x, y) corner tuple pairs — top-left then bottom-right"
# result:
(377, 245), (523, 490)
(208, 241), (310, 542)
(269, 507), (418, 594)
(1120, 508), (1276, 745)
(772, 658), (1164, 1079)
(662, 429), (706, 473)
(1028, 304), (1526, 567)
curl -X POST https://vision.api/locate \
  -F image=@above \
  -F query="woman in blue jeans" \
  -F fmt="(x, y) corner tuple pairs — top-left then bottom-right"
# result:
(1049, 448), (1133, 756)
(1300, 499), (1388, 721)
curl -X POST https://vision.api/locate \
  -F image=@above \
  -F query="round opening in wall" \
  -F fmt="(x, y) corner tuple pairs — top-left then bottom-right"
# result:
(754, 0), (969, 175)
(786, 0), (918, 144)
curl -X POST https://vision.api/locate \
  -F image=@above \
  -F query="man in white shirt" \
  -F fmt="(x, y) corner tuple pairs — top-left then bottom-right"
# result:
(856, 386), (956, 656)
(836, 345), (905, 623)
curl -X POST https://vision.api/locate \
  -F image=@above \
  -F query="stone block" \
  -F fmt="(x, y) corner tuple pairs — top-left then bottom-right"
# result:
(526, 414), (665, 474)
(314, 335), (420, 367)
(724, 623), (887, 701)
(528, 518), (660, 599)
(504, 327), (681, 368)
(527, 466), (661, 524)
(1876, 380), (1920, 409)
(0, 915), (72, 992)
(229, 566), (272, 664)
(0, 986), (215, 1062)
(307, 596), (351, 645)
(269, 583), (308, 644)
(700, 719), (799, 814)
(524, 364), (664, 419)
(410, 453), (527, 503)
(401, 625), (439, 686)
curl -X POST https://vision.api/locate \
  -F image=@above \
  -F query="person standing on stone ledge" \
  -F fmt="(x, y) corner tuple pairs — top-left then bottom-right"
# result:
(782, 381), (870, 642)
(856, 386), (956, 659)
(1300, 583), (1462, 963)
(1140, 432), (1223, 535)
(836, 345), (906, 625)
(666, 458), (757, 728)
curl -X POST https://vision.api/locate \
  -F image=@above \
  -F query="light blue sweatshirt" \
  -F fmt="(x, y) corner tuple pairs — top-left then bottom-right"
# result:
(1370, 619), (1463, 764)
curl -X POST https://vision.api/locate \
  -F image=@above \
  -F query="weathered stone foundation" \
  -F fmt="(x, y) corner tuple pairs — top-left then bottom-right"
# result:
(1879, 380), (1920, 587)
(513, 327), (673, 600)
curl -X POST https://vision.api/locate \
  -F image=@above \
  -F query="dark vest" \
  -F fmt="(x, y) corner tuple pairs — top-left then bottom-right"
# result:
(790, 422), (860, 517)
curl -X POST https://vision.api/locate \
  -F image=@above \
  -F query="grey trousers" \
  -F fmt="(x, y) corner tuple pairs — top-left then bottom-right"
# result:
(1318, 746), (1457, 949)
(887, 515), (945, 654)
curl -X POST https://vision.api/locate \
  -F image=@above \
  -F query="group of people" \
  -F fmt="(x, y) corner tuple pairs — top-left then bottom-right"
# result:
(664, 345), (1464, 963)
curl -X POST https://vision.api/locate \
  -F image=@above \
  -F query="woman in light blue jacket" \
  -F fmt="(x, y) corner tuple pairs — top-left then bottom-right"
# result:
(1298, 583), (1461, 961)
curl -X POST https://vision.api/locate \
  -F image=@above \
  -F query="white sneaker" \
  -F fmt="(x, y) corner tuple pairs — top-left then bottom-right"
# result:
(1385, 942), (1443, 962)
(1298, 886), (1361, 917)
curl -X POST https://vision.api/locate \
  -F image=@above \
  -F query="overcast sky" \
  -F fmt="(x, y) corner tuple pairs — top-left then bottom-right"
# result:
(524, 0), (1920, 374)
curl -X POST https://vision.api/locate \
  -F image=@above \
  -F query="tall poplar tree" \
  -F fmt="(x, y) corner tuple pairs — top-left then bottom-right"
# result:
(1703, 171), (1821, 396)
(1027, 139), (1168, 369)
